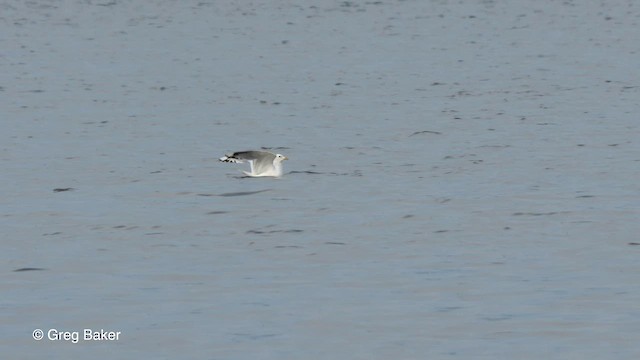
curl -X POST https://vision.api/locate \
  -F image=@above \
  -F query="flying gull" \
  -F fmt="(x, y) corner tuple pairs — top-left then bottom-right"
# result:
(219, 150), (288, 177)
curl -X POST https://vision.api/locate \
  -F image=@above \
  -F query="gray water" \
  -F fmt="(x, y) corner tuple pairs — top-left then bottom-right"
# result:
(2, 1), (639, 359)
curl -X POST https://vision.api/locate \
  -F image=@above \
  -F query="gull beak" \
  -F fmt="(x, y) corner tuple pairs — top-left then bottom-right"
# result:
(283, 156), (289, 160)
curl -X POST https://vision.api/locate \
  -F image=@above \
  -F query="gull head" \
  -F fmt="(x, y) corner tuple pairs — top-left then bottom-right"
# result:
(275, 153), (288, 162)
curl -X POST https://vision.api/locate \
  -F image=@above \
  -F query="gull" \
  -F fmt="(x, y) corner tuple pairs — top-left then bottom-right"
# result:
(219, 150), (288, 177)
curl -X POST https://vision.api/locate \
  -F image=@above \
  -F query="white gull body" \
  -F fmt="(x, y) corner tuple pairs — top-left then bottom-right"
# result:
(219, 150), (288, 177)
